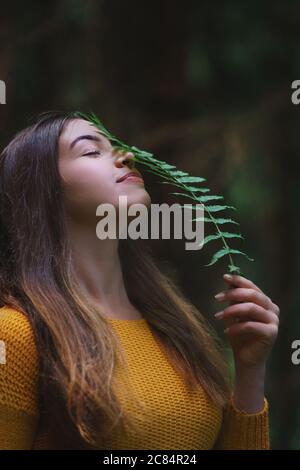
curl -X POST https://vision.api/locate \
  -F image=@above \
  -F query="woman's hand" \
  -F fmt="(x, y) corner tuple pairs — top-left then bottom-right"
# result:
(214, 273), (280, 368)
(214, 273), (280, 412)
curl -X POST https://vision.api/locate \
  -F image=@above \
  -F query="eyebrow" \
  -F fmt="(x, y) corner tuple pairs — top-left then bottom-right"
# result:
(69, 133), (107, 150)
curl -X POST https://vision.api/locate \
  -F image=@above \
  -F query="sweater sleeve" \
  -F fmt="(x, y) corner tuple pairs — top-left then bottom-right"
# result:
(0, 307), (40, 449)
(213, 395), (270, 450)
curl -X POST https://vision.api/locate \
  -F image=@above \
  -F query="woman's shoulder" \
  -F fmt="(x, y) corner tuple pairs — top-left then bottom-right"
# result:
(0, 305), (37, 352)
(0, 304), (31, 322)
(0, 305), (39, 415)
(0, 304), (32, 323)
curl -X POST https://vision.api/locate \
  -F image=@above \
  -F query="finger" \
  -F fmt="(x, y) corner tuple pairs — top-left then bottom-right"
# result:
(223, 273), (263, 294)
(215, 303), (279, 325)
(224, 321), (279, 340)
(270, 302), (280, 317)
(223, 275), (280, 317)
(215, 287), (272, 310)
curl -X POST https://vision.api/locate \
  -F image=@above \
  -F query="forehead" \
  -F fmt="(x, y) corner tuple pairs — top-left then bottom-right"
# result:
(59, 118), (111, 151)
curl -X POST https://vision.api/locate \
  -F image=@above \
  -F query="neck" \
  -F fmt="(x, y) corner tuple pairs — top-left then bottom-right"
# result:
(66, 217), (132, 317)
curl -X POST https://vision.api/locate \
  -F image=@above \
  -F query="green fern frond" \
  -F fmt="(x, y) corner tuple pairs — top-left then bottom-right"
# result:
(72, 110), (254, 276)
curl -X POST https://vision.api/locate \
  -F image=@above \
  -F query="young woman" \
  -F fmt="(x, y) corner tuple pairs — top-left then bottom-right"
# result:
(0, 111), (279, 450)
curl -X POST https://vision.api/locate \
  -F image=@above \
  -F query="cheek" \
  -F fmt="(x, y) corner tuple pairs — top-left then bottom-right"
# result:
(59, 161), (117, 218)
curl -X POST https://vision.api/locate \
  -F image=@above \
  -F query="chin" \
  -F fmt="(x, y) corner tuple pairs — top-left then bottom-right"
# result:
(119, 188), (151, 208)
(137, 189), (151, 207)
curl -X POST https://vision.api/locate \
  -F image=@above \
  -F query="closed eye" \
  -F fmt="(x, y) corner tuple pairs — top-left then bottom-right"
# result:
(82, 151), (101, 157)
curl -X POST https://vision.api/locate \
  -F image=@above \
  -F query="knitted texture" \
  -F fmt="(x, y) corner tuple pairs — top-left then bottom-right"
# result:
(0, 307), (270, 450)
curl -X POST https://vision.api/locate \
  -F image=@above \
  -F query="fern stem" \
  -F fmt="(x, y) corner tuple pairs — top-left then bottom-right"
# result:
(179, 183), (236, 272)
(134, 154), (238, 272)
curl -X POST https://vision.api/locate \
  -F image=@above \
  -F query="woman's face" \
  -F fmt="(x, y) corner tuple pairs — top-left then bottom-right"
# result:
(58, 118), (151, 222)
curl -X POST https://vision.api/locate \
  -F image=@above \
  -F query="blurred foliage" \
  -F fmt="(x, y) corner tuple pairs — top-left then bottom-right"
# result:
(0, 0), (299, 449)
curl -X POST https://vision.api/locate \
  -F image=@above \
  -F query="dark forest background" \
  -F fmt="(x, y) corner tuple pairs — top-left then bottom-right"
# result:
(0, 0), (300, 449)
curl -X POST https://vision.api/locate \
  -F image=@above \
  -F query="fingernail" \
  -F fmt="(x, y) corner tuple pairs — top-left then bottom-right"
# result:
(215, 292), (225, 300)
(214, 311), (224, 319)
(224, 274), (232, 280)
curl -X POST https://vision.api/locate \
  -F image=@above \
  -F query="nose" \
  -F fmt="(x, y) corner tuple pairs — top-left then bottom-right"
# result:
(115, 150), (135, 169)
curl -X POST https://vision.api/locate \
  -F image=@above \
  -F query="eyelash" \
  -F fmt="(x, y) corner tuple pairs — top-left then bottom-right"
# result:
(82, 151), (101, 157)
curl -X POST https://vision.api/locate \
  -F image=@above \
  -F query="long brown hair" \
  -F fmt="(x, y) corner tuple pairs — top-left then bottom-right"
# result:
(0, 111), (230, 448)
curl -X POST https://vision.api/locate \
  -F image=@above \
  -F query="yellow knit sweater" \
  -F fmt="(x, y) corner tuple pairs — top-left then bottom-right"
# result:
(0, 306), (269, 450)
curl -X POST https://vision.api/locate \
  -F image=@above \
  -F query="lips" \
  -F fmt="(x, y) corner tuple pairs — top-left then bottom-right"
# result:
(117, 171), (143, 183)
